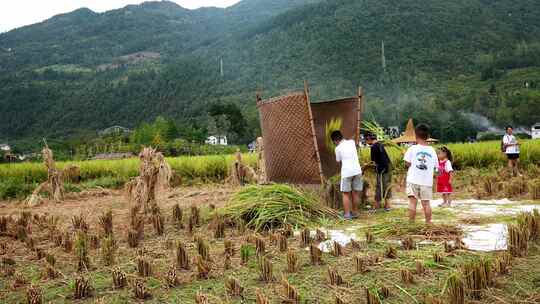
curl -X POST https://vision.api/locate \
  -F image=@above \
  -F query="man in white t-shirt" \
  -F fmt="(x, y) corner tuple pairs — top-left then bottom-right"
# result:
(332, 130), (362, 220)
(502, 126), (520, 176)
(403, 124), (438, 224)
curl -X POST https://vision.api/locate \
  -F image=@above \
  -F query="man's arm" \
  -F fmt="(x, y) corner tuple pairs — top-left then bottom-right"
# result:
(403, 148), (412, 168)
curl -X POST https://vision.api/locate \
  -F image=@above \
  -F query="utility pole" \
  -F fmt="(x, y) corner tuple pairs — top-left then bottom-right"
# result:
(220, 57), (224, 77)
(381, 40), (387, 73)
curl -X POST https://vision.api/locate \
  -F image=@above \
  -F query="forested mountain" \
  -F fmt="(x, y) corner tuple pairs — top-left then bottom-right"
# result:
(1, 0), (540, 147)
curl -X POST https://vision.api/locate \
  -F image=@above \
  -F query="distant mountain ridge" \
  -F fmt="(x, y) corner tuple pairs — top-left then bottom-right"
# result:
(1, 0), (540, 144)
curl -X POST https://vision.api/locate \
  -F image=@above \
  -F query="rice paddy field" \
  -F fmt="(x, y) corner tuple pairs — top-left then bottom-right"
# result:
(2, 140), (540, 200)
(0, 140), (539, 303)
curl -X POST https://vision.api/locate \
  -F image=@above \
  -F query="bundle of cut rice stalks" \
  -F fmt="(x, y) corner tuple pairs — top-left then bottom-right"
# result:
(25, 145), (64, 206)
(125, 147), (171, 211)
(221, 184), (338, 231)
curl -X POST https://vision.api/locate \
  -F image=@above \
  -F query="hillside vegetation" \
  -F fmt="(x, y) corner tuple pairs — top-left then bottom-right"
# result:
(1, 0), (540, 146)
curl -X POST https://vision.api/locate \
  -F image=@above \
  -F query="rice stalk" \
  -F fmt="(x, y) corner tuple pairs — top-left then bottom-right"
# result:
(365, 230), (374, 244)
(224, 239), (235, 256)
(98, 210), (113, 237)
(402, 236), (415, 250)
(460, 258), (493, 300)
(74, 231), (90, 271)
(310, 244), (323, 265)
(88, 234), (100, 250)
(443, 272), (465, 304)
(354, 255), (367, 273)
(415, 260), (425, 275)
(256, 288), (269, 304)
(214, 217), (225, 239)
(165, 267), (180, 287)
(279, 234), (288, 252)
(365, 288), (381, 304)
(172, 204), (184, 228)
(255, 237), (266, 256)
(258, 255), (273, 282)
(196, 255), (211, 279)
(301, 228), (311, 247)
(222, 185), (338, 231)
(287, 249), (298, 273)
(151, 205), (164, 236)
(26, 284), (43, 304)
(225, 276), (244, 297)
(101, 236), (117, 266)
(325, 117), (343, 152)
(137, 254), (152, 277)
(196, 237), (210, 261)
(328, 267), (345, 286)
(45, 253), (56, 267)
(176, 241), (190, 270)
(71, 214), (89, 233)
(240, 244), (250, 265)
(400, 268), (414, 284)
(507, 223), (529, 257)
(133, 278), (151, 300)
(335, 294), (347, 304)
(224, 253), (232, 270)
(195, 290), (209, 304)
(494, 252), (512, 275)
(73, 276), (92, 299)
(350, 239), (361, 251)
(379, 286), (390, 299)
(42, 263), (60, 280)
(331, 241), (344, 257)
(316, 229), (326, 242)
(12, 271), (27, 289)
(281, 276), (300, 304)
(112, 267), (127, 289)
(385, 245), (397, 259)
(127, 230), (139, 248)
(190, 205), (201, 227)
(530, 180), (540, 200)
(433, 252), (444, 264)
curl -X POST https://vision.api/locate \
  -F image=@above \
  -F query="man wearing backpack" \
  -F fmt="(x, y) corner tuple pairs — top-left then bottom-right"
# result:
(502, 126), (520, 176)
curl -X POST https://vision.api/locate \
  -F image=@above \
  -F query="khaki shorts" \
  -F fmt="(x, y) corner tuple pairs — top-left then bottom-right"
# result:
(406, 183), (432, 200)
(341, 175), (363, 192)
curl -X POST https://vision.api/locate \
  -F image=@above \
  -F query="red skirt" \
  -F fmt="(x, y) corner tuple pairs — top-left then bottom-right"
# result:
(437, 180), (453, 193)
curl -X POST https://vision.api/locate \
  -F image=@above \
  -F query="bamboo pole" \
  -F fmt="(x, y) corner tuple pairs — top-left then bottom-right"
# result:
(356, 87), (364, 145)
(304, 80), (325, 184)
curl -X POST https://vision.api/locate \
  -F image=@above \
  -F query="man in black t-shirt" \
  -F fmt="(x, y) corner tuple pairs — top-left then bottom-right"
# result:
(366, 134), (393, 211)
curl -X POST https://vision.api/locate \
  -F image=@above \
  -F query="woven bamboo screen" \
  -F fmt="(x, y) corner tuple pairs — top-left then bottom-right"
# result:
(311, 97), (360, 178)
(258, 89), (362, 184)
(257, 93), (322, 184)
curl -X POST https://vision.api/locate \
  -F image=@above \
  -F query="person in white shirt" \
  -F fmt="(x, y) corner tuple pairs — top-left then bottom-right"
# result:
(502, 126), (520, 176)
(332, 130), (362, 220)
(403, 124), (439, 224)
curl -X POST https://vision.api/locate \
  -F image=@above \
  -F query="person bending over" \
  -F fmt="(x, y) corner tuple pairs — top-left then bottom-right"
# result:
(366, 133), (393, 211)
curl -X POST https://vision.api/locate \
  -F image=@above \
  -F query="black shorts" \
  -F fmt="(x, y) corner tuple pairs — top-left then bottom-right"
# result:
(507, 153), (520, 160)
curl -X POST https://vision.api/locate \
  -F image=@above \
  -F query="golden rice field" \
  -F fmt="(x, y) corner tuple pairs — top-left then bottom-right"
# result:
(1, 140), (539, 199)
(360, 139), (540, 170)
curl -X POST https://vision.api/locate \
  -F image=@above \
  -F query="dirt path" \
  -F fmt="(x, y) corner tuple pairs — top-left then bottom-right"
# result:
(0, 184), (238, 229)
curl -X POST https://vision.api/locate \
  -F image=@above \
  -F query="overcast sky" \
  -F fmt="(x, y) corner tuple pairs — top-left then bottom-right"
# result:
(0, 0), (241, 33)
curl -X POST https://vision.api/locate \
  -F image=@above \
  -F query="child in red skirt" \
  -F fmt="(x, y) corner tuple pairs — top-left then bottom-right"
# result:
(437, 147), (454, 207)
